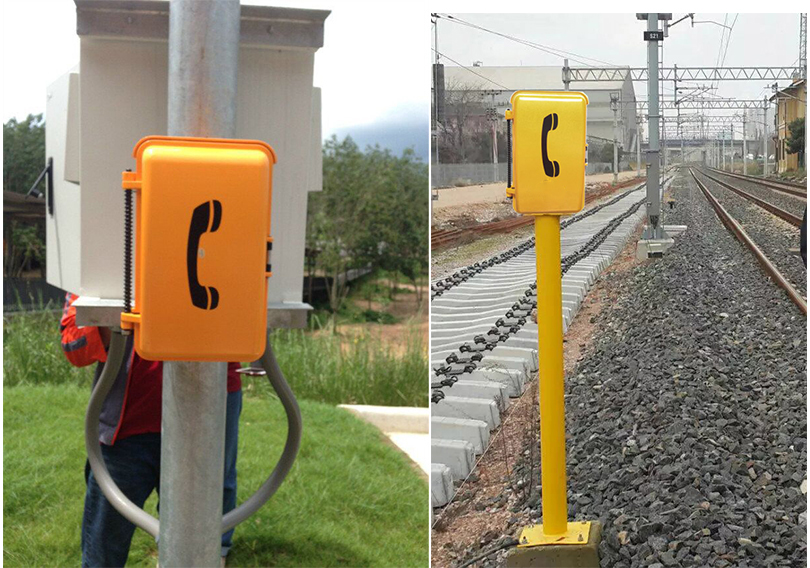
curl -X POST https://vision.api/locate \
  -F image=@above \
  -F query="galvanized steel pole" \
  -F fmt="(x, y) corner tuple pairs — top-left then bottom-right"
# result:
(743, 114), (747, 175)
(645, 13), (662, 238)
(161, 1), (240, 566)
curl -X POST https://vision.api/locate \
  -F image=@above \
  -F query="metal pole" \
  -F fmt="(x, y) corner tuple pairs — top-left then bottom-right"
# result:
(743, 113), (747, 175)
(730, 125), (734, 172)
(433, 17), (440, 167)
(636, 117), (642, 178)
(763, 98), (768, 177)
(491, 93), (498, 183)
(722, 134), (725, 170)
(660, 39), (666, 176)
(563, 58), (570, 91)
(161, 1), (239, 566)
(645, 13), (662, 239)
(611, 93), (619, 186)
(535, 214), (567, 536)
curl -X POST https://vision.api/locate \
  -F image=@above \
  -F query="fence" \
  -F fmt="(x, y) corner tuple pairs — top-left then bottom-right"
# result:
(431, 161), (632, 188)
(4, 278), (66, 312)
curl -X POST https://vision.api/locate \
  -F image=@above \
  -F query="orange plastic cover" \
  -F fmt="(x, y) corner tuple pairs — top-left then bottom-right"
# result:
(121, 136), (275, 361)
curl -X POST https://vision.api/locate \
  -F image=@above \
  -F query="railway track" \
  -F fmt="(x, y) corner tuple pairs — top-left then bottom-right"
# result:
(697, 167), (803, 227)
(706, 166), (807, 200)
(430, 179), (669, 508)
(689, 167), (806, 315)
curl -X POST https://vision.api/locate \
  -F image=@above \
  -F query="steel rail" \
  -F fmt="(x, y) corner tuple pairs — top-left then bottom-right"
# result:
(707, 167), (807, 199)
(689, 168), (806, 314)
(696, 169), (803, 227)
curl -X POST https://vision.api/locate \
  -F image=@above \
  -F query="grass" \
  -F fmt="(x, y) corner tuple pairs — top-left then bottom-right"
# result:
(3, 312), (427, 407)
(245, 327), (427, 407)
(3, 311), (94, 387)
(3, 384), (428, 567)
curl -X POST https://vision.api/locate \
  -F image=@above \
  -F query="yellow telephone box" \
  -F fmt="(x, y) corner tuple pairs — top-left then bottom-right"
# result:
(120, 136), (275, 361)
(506, 91), (589, 215)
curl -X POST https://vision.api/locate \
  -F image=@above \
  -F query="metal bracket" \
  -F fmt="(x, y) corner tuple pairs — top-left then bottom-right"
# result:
(27, 157), (54, 215)
(516, 521), (592, 548)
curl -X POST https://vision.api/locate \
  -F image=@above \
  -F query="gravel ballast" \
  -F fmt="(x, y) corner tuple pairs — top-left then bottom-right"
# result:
(706, 169), (807, 220)
(693, 169), (807, 296)
(457, 169), (807, 568)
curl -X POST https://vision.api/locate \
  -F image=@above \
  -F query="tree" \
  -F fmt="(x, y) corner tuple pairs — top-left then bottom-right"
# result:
(785, 117), (805, 169)
(438, 79), (486, 164)
(307, 136), (429, 329)
(4, 114), (47, 279)
(4, 114), (46, 194)
(4, 221), (45, 278)
(307, 136), (369, 330)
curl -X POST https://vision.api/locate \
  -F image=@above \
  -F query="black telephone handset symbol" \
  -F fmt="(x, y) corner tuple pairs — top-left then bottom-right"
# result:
(541, 113), (560, 178)
(187, 200), (222, 310)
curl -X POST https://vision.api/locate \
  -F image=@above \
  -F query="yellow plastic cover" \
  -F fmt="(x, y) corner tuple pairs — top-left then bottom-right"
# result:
(507, 91), (589, 215)
(121, 136), (275, 361)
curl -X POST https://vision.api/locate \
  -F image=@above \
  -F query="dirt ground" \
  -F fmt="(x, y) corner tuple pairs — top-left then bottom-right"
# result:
(431, 176), (646, 281)
(321, 282), (428, 354)
(433, 171), (641, 212)
(430, 223), (649, 568)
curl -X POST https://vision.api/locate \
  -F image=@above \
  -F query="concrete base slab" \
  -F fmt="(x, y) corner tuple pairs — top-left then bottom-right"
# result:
(636, 238), (676, 259)
(507, 522), (603, 568)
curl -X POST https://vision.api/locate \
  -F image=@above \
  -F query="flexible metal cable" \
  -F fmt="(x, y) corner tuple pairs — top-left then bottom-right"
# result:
(85, 333), (302, 537)
(84, 331), (160, 537)
(222, 336), (302, 532)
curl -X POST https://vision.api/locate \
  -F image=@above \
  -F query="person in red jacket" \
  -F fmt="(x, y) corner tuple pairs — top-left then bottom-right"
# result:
(61, 293), (242, 567)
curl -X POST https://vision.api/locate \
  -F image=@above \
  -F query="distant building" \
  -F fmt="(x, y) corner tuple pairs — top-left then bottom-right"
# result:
(770, 78), (806, 173)
(441, 65), (639, 150)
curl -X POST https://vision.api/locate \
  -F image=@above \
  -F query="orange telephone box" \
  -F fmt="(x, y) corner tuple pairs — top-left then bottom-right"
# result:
(120, 136), (275, 361)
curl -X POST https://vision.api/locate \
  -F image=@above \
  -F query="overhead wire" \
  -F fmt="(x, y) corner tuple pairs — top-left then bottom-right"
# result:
(437, 13), (623, 68)
(432, 48), (510, 90)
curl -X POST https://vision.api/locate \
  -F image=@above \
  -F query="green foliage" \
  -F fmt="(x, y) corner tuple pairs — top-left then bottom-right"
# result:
(595, 141), (623, 166)
(5, 221), (46, 278)
(786, 117), (805, 167)
(3, 385), (428, 567)
(3, 114), (45, 194)
(245, 326), (427, 407)
(307, 136), (428, 324)
(3, 311), (94, 387)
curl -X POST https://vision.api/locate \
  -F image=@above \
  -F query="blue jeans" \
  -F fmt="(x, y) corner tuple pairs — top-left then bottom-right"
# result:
(82, 389), (242, 567)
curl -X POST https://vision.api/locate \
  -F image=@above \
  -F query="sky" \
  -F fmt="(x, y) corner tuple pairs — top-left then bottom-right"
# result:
(434, 12), (805, 137)
(1, 0), (428, 158)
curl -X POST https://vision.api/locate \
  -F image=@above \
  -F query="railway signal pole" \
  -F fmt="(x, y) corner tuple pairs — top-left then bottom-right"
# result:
(636, 12), (673, 257)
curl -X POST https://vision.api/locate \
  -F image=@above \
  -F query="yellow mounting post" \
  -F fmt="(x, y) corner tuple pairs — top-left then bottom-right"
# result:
(523, 214), (590, 546)
(505, 91), (596, 550)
